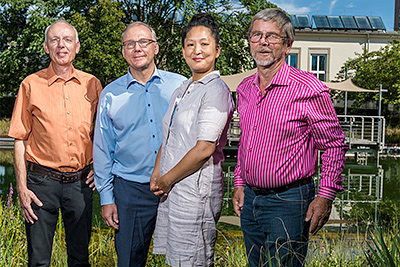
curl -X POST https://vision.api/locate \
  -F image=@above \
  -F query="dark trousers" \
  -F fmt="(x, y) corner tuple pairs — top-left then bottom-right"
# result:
(114, 177), (159, 267)
(26, 170), (93, 267)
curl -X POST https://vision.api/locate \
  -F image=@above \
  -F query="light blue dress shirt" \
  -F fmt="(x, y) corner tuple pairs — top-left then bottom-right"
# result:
(93, 66), (186, 205)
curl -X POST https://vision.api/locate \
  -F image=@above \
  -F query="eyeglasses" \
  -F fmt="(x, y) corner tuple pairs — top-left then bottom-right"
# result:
(249, 31), (286, 44)
(122, 39), (155, 49)
(48, 37), (74, 45)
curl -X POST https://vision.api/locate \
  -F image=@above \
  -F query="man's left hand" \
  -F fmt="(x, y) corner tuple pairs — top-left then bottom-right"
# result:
(305, 196), (332, 235)
(85, 170), (96, 191)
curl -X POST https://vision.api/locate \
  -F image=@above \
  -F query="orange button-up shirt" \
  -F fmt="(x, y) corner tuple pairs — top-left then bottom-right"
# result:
(8, 63), (102, 172)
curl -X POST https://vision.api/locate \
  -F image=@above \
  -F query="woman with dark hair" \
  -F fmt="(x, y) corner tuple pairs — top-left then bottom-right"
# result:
(150, 13), (234, 266)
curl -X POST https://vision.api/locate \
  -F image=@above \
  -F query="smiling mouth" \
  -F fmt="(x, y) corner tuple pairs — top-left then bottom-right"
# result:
(193, 58), (203, 61)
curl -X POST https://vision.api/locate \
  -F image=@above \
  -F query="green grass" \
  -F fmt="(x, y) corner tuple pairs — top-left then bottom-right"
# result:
(3, 189), (399, 267)
(0, 118), (10, 136)
(0, 150), (13, 166)
(386, 125), (400, 144)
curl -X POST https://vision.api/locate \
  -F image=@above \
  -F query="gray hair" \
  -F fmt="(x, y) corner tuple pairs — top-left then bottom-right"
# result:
(122, 21), (157, 41)
(249, 8), (295, 46)
(45, 19), (79, 43)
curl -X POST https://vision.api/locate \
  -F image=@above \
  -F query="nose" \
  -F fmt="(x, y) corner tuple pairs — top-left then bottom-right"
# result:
(194, 44), (202, 54)
(57, 39), (66, 48)
(259, 35), (270, 46)
(133, 41), (142, 51)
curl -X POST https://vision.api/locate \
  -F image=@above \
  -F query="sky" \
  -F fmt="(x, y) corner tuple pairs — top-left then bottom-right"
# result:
(269, 0), (396, 31)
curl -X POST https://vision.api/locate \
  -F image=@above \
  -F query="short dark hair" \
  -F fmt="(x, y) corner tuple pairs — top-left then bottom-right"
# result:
(182, 13), (220, 46)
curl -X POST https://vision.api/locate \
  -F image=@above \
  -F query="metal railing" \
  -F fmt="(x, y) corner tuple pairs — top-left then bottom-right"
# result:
(337, 115), (385, 150)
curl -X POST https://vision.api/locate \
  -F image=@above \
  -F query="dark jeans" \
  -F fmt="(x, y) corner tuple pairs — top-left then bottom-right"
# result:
(26, 170), (93, 267)
(114, 177), (159, 267)
(241, 182), (315, 267)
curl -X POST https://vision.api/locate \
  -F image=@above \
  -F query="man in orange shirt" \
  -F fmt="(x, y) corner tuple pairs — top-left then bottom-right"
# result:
(8, 19), (102, 266)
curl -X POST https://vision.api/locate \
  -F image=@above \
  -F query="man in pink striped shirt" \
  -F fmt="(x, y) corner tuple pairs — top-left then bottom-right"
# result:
(232, 9), (348, 267)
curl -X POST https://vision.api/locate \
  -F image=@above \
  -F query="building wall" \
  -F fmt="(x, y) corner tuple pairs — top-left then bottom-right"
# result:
(290, 30), (399, 81)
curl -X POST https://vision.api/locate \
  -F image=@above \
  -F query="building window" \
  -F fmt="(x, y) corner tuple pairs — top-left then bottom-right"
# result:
(311, 54), (327, 81)
(286, 54), (297, 68)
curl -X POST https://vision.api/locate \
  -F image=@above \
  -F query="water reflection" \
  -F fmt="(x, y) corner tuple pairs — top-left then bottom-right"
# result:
(1, 158), (399, 227)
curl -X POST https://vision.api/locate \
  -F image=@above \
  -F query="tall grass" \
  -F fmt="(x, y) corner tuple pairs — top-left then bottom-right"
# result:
(2, 187), (399, 266)
(0, 118), (10, 136)
(386, 125), (400, 144)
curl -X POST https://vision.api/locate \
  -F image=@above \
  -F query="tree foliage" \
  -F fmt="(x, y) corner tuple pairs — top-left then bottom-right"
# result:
(335, 40), (400, 116)
(0, 0), (278, 97)
(71, 0), (127, 86)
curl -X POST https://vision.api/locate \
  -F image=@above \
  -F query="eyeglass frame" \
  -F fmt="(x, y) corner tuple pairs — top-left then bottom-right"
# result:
(122, 38), (156, 49)
(249, 31), (287, 44)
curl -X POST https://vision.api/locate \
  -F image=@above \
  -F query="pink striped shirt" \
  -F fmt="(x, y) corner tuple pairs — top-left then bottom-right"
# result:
(234, 62), (348, 200)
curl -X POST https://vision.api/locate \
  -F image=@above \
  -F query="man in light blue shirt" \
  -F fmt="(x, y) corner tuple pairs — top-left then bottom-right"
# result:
(93, 21), (186, 267)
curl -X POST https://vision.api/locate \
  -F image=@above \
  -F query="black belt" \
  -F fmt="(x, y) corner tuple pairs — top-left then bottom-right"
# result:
(28, 162), (90, 183)
(248, 177), (313, 196)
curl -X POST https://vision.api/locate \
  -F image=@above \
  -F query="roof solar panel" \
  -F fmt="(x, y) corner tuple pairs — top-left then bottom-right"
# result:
(295, 15), (312, 28)
(327, 16), (344, 29)
(368, 16), (386, 30)
(354, 16), (372, 30)
(340, 16), (358, 30)
(290, 15), (298, 28)
(313, 15), (330, 29)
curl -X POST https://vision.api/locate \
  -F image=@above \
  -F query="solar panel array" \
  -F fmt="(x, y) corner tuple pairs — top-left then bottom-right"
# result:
(290, 15), (386, 31)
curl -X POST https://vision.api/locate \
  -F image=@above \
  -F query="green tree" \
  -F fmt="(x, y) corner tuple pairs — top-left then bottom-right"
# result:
(0, 0), (96, 97)
(0, 0), (280, 96)
(72, 0), (127, 86)
(335, 40), (400, 120)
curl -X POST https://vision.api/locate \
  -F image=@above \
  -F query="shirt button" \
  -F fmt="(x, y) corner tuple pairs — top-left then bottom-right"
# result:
(68, 127), (72, 130)
(148, 104), (150, 107)
(154, 151), (157, 154)
(70, 142), (73, 146)
(153, 135), (155, 138)
(249, 148), (252, 152)
(187, 91), (190, 94)
(145, 89), (148, 92)
(66, 97), (69, 100)
(253, 126), (257, 130)
(150, 119), (153, 122)
(67, 111), (70, 114)
(246, 170), (249, 173)
(176, 108), (179, 111)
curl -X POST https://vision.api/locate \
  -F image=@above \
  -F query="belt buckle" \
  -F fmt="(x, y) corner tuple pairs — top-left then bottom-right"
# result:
(61, 172), (77, 183)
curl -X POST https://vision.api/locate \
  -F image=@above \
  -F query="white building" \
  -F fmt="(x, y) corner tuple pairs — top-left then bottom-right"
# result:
(287, 15), (399, 82)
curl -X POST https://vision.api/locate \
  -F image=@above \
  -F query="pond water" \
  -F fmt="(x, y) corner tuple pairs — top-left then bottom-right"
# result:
(1, 157), (399, 226)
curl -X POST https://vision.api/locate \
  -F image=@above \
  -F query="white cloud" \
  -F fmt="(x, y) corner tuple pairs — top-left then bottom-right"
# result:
(329, 0), (338, 14)
(346, 2), (354, 8)
(269, 1), (311, 14)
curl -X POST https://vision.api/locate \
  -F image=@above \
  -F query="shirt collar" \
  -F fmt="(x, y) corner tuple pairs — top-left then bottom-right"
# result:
(126, 64), (161, 88)
(47, 62), (81, 86)
(252, 62), (291, 89)
(185, 70), (220, 86)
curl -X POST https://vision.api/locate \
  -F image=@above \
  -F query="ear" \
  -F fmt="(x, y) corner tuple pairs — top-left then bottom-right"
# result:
(215, 44), (221, 59)
(154, 42), (159, 55)
(43, 42), (49, 54)
(75, 41), (81, 54)
(285, 42), (293, 56)
(182, 46), (186, 60)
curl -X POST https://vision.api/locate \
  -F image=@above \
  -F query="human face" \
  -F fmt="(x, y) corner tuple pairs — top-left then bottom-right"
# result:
(250, 19), (292, 68)
(182, 26), (220, 81)
(122, 25), (159, 72)
(43, 22), (80, 68)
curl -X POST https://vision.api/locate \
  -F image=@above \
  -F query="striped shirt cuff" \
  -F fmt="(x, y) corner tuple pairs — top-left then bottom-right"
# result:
(234, 178), (245, 188)
(317, 186), (337, 201)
